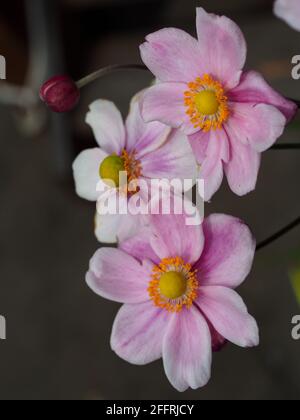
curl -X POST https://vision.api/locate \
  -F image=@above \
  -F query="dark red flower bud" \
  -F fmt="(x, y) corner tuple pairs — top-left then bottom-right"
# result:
(40, 75), (80, 113)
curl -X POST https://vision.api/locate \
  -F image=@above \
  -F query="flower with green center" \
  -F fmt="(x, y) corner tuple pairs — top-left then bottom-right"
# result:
(72, 94), (198, 243)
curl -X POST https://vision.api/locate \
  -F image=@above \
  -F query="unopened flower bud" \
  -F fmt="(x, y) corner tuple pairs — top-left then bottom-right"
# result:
(40, 75), (80, 113)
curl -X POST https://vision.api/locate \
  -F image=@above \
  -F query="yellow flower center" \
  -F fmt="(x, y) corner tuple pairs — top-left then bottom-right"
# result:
(195, 90), (220, 116)
(99, 150), (142, 192)
(184, 74), (230, 132)
(148, 257), (198, 313)
(159, 271), (187, 300)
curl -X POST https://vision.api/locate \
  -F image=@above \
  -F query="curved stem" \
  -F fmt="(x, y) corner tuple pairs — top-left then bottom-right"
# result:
(256, 216), (300, 251)
(271, 143), (300, 150)
(76, 64), (149, 89)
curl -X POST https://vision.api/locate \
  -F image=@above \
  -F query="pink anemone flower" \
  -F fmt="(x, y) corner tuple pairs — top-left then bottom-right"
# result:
(274, 0), (300, 31)
(86, 209), (259, 391)
(140, 7), (297, 201)
(72, 94), (198, 243)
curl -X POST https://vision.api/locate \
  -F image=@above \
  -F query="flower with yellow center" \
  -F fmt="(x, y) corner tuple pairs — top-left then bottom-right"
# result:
(184, 74), (230, 132)
(99, 149), (142, 191)
(148, 257), (198, 313)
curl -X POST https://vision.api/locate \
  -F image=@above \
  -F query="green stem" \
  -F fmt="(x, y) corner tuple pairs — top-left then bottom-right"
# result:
(76, 64), (149, 89)
(257, 216), (300, 251)
(271, 143), (300, 150)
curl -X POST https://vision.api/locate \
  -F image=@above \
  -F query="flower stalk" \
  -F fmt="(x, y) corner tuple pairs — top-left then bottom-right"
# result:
(40, 64), (149, 113)
(271, 143), (300, 150)
(257, 216), (300, 251)
(76, 64), (148, 89)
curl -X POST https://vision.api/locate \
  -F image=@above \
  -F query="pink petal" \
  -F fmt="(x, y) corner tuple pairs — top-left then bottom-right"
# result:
(141, 82), (197, 135)
(86, 100), (126, 155)
(120, 226), (160, 264)
(190, 129), (229, 201)
(195, 214), (256, 289)
(86, 248), (151, 304)
(196, 7), (246, 89)
(94, 212), (122, 244)
(116, 214), (147, 243)
(149, 204), (205, 265)
(111, 301), (170, 365)
(94, 212), (145, 244)
(228, 102), (286, 153)
(200, 156), (224, 203)
(162, 307), (212, 392)
(140, 28), (205, 83)
(188, 131), (209, 163)
(125, 93), (170, 157)
(96, 190), (130, 227)
(274, 0), (300, 31)
(197, 286), (259, 348)
(229, 71), (298, 122)
(141, 129), (198, 185)
(224, 128), (261, 196)
(72, 148), (107, 201)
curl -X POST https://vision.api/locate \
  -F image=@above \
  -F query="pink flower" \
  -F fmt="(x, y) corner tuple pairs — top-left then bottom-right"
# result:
(274, 0), (300, 31)
(140, 7), (297, 201)
(72, 94), (198, 243)
(86, 209), (259, 391)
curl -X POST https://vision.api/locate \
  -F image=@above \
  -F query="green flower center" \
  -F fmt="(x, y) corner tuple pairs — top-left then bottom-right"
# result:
(99, 155), (125, 188)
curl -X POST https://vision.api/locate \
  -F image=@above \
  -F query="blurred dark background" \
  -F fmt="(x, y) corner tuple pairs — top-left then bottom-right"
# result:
(0, 0), (300, 400)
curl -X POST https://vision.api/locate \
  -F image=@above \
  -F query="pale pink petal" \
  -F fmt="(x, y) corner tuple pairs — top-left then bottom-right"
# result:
(141, 83), (198, 135)
(94, 212), (122, 244)
(96, 189), (129, 222)
(72, 148), (107, 201)
(199, 156), (223, 203)
(86, 248), (151, 304)
(86, 100), (126, 155)
(228, 102), (286, 153)
(140, 28), (206, 83)
(125, 93), (170, 157)
(111, 301), (170, 365)
(197, 286), (259, 348)
(274, 0), (300, 31)
(188, 131), (209, 163)
(195, 214), (256, 288)
(120, 226), (160, 264)
(229, 71), (297, 122)
(94, 212), (145, 244)
(224, 128), (261, 196)
(116, 214), (147, 243)
(149, 204), (205, 265)
(141, 129), (198, 186)
(162, 306), (212, 392)
(190, 129), (229, 201)
(196, 7), (246, 89)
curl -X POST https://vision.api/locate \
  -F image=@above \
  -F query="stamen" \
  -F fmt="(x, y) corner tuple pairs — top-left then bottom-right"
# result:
(121, 150), (142, 195)
(148, 257), (198, 313)
(184, 74), (229, 132)
(99, 150), (142, 193)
